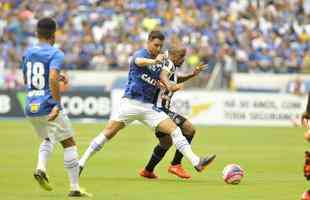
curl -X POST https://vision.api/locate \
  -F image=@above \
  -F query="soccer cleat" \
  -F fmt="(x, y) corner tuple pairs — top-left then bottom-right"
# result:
(139, 169), (158, 179)
(168, 164), (191, 179)
(195, 154), (216, 172)
(68, 188), (92, 197)
(33, 169), (53, 191)
(79, 166), (84, 177)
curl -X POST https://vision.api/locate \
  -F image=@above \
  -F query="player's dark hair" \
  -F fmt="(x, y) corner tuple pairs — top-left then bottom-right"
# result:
(148, 30), (165, 41)
(37, 17), (56, 39)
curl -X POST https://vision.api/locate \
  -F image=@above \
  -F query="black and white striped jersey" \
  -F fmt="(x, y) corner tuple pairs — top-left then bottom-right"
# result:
(155, 59), (177, 110)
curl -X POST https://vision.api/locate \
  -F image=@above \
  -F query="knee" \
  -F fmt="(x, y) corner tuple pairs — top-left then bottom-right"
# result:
(305, 131), (310, 142)
(157, 118), (177, 134)
(182, 122), (196, 136)
(159, 135), (173, 149)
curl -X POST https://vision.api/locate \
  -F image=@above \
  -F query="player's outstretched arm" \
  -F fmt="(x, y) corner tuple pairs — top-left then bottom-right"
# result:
(159, 69), (183, 92)
(301, 93), (310, 128)
(177, 63), (207, 83)
(135, 54), (166, 67)
(48, 69), (61, 121)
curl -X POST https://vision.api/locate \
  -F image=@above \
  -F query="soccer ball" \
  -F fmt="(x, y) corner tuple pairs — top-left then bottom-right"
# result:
(222, 164), (244, 184)
(301, 190), (310, 200)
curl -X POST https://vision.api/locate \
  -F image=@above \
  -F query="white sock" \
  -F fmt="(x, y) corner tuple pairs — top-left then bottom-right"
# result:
(79, 133), (108, 167)
(64, 146), (80, 191)
(36, 139), (54, 172)
(171, 127), (200, 166)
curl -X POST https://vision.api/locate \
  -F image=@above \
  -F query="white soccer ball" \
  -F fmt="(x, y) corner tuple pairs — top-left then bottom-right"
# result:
(222, 164), (244, 184)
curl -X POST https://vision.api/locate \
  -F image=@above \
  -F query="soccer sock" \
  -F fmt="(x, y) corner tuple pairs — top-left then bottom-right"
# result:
(171, 134), (193, 165)
(145, 144), (169, 172)
(64, 146), (80, 191)
(36, 139), (54, 172)
(171, 127), (200, 166)
(79, 133), (108, 167)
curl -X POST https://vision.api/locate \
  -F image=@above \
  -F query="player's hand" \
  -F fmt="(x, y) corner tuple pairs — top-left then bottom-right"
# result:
(168, 83), (184, 92)
(155, 54), (166, 64)
(156, 80), (166, 89)
(304, 150), (310, 180)
(48, 106), (60, 121)
(193, 63), (208, 76)
(301, 112), (310, 128)
(59, 73), (68, 84)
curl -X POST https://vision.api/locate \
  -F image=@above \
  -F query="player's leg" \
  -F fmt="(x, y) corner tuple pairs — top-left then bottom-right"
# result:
(168, 116), (195, 179)
(28, 117), (54, 191)
(78, 120), (125, 171)
(154, 114), (215, 172)
(50, 111), (91, 197)
(79, 97), (136, 172)
(60, 137), (90, 197)
(36, 138), (54, 172)
(140, 132), (172, 179)
(171, 119), (195, 165)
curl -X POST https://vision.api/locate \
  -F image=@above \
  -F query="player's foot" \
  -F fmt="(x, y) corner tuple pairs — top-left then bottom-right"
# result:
(33, 169), (53, 191)
(139, 169), (158, 179)
(195, 154), (216, 172)
(68, 188), (92, 197)
(79, 166), (84, 177)
(168, 164), (191, 179)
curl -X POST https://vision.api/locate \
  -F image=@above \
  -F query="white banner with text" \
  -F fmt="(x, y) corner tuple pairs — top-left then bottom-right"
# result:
(111, 90), (307, 126)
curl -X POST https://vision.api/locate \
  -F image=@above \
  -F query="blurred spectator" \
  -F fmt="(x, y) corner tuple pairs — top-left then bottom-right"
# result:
(0, 0), (308, 90)
(287, 76), (306, 96)
(4, 65), (23, 90)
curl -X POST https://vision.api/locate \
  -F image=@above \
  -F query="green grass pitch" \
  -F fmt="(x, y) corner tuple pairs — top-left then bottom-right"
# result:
(0, 120), (309, 199)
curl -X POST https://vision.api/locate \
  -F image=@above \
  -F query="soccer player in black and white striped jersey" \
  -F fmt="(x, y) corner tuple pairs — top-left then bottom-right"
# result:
(139, 44), (208, 179)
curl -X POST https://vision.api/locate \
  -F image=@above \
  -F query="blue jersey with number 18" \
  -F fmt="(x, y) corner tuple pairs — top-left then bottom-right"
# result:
(21, 43), (64, 117)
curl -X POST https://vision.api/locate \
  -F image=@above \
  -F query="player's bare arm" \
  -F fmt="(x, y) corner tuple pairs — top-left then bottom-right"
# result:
(48, 69), (61, 121)
(135, 53), (166, 67)
(159, 69), (183, 92)
(177, 63), (207, 83)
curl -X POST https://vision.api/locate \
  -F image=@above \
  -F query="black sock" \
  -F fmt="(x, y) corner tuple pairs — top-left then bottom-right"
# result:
(171, 135), (193, 165)
(145, 144), (168, 172)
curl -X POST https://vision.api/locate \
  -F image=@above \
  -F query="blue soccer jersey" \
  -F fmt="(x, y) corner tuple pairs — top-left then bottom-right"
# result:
(21, 43), (64, 116)
(124, 48), (162, 103)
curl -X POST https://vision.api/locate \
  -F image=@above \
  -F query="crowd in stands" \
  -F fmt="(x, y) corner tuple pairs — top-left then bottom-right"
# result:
(0, 0), (309, 89)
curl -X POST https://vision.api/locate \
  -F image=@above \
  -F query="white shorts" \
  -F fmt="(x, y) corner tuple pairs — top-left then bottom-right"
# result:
(110, 97), (169, 129)
(27, 110), (74, 143)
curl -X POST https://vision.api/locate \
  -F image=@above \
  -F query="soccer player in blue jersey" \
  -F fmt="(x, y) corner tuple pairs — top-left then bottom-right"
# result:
(79, 30), (216, 175)
(140, 45), (208, 179)
(21, 17), (90, 197)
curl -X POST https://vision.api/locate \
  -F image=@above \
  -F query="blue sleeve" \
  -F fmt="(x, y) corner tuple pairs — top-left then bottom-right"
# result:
(49, 50), (64, 71)
(132, 49), (149, 63)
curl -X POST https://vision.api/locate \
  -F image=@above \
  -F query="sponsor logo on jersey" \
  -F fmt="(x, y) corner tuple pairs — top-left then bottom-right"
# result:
(27, 90), (45, 97)
(30, 103), (40, 113)
(141, 74), (157, 86)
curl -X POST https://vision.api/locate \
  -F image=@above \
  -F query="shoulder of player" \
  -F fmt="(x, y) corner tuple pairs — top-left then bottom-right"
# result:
(133, 48), (149, 58)
(51, 48), (65, 59)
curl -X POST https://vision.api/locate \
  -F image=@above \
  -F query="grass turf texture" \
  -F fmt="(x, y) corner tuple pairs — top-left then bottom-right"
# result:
(0, 120), (308, 199)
